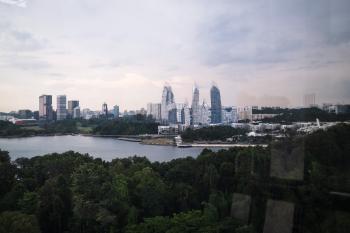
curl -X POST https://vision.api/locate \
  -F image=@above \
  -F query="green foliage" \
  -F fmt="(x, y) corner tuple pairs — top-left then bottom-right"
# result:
(0, 211), (40, 233)
(261, 107), (350, 123)
(181, 126), (248, 142)
(0, 117), (158, 137)
(0, 150), (17, 197)
(0, 123), (349, 233)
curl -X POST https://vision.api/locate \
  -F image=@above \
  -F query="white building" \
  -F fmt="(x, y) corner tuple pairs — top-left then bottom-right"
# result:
(199, 101), (210, 125)
(182, 103), (191, 126)
(82, 108), (98, 120)
(237, 106), (253, 121)
(191, 85), (200, 125)
(222, 106), (238, 124)
(147, 103), (161, 120)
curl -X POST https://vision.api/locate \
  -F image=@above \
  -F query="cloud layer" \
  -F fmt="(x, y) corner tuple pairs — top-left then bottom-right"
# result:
(0, 0), (350, 111)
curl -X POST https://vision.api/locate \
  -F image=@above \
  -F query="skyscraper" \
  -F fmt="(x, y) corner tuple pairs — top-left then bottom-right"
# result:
(56, 95), (67, 120)
(113, 105), (120, 118)
(161, 85), (175, 121)
(181, 103), (191, 126)
(39, 95), (53, 120)
(102, 102), (108, 117)
(191, 85), (200, 125)
(168, 103), (178, 124)
(199, 100), (210, 125)
(210, 84), (222, 124)
(68, 100), (79, 118)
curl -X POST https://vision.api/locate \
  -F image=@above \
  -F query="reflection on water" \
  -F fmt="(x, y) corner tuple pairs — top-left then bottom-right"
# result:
(0, 135), (206, 162)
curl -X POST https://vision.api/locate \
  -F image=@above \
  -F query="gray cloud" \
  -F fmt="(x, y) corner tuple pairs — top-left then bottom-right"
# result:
(0, 54), (50, 70)
(0, 0), (26, 8)
(0, 22), (48, 51)
(0, 0), (350, 111)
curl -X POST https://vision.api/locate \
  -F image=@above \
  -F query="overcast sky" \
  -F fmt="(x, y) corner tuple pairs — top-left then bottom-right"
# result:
(1, 0), (350, 112)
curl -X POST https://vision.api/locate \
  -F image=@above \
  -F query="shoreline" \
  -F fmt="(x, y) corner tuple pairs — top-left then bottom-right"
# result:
(0, 134), (269, 148)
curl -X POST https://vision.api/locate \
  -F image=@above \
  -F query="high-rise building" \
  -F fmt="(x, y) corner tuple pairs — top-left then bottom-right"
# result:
(191, 85), (200, 125)
(175, 103), (184, 123)
(303, 93), (316, 107)
(199, 100), (210, 125)
(68, 100), (79, 118)
(168, 103), (178, 124)
(73, 106), (80, 119)
(147, 103), (161, 120)
(56, 95), (67, 120)
(102, 102), (108, 117)
(210, 84), (222, 124)
(181, 103), (191, 126)
(39, 95), (53, 120)
(113, 105), (120, 118)
(161, 85), (175, 121)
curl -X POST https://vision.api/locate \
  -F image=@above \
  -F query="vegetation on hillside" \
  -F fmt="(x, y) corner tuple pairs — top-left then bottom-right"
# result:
(260, 107), (350, 123)
(0, 115), (159, 137)
(181, 126), (248, 142)
(0, 124), (349, 233)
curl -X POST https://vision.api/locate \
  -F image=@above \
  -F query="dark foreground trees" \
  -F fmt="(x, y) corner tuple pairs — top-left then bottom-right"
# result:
(0, 124), (349, 233)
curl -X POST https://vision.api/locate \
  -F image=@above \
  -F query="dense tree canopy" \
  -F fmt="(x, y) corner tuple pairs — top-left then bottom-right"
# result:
(181, 126), (248, 142)
(0, 124), (350, 233)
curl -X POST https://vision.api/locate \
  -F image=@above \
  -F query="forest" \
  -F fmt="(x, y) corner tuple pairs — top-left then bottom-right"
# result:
(0, 115), (159, 137)
(181, 126), (248, 142)
(0, 124), (349, 233)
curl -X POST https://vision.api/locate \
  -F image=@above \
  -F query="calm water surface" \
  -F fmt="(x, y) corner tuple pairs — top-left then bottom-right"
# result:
(0, 135), (206, 162)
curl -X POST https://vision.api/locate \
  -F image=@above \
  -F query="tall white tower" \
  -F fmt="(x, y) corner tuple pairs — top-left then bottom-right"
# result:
(191, 84), (200, 125)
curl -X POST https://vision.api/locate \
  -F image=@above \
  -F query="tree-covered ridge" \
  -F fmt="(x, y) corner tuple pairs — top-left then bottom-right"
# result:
(260, 107), (350, 123)
(0, 124), (350, 233)
(0, 115), (159, 137)
(181, 126), (248, 142)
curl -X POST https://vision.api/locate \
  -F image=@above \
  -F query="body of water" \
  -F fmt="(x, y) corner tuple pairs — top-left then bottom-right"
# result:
(0, 135), (207, 162)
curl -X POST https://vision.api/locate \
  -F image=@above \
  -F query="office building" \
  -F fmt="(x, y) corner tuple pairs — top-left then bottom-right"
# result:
(175, 103), (185, 123)
(56, 95), (67, 120)
(102, 102), (108, 117)
(68, 100), (79, 118)
(161, 85), (175, 121)
(237, 106), (253, 121)
(222, 106), (238, 124)
(147, 103), (161, 120)
(181, 103), (191, 126)
(113, 105), (120, 118)
(167, 103), (178, 124)
(191, 85), (200, 125)
(39, 95), (53, 120)
(73, 106), (80, 119)
(199, 101), (210, 125)
(210, 84), (222, 123)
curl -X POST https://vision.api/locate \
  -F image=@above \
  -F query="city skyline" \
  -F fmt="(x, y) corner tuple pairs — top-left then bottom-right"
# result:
(1, 0), (350, 112)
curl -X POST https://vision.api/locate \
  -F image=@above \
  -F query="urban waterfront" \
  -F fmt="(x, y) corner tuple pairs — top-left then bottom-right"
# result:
(0, 135), (207, 162)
